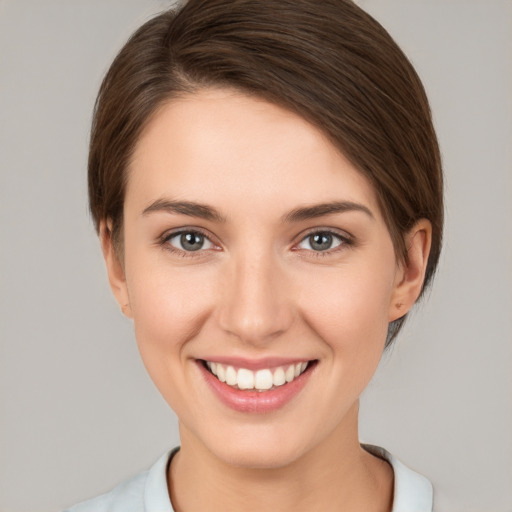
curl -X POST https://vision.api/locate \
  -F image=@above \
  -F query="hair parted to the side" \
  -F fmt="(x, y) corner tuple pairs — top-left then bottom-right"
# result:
(88, 0), (443, 346)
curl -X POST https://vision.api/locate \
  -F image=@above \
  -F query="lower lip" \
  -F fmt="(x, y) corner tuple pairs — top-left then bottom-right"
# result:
(198, 361), (314, 414)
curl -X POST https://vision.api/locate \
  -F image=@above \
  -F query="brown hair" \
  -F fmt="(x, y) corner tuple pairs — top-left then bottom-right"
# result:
(89, 0), (443, 346)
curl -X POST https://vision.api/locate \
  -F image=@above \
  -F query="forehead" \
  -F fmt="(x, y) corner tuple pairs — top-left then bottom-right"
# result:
(126, 88), (382, 222)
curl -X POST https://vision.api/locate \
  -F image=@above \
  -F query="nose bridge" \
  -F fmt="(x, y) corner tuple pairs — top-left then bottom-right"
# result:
(218, 246), (293, 345)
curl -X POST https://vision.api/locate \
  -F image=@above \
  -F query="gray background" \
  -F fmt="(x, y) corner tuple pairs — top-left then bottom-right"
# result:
(0, 1), (511, 511)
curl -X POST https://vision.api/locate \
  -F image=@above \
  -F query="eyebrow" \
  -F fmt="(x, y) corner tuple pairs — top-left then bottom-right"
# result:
(142, 199), (227, 223)
(142, 199), (374, 223)
(281, 201), (374, 223)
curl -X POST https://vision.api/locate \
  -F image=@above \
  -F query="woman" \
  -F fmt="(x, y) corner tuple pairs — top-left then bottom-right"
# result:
(66, 0), (442, 510)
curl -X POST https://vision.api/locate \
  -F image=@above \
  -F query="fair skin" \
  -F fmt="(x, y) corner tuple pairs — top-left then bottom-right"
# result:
(101, 88), (431, 512)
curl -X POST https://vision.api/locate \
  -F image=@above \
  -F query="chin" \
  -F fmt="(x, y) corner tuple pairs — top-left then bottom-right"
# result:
(217, 444), (302, 470)
(200, 424), (315, 470)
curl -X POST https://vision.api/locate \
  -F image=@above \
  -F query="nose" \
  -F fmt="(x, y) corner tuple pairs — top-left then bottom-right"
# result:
(217, 250), (294, 346)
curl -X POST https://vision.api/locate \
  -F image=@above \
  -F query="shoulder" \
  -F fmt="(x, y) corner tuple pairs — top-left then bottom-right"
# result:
(362, 444), (434, 512)
(63, 471), (147, 512)
(63, 449), (177, 512)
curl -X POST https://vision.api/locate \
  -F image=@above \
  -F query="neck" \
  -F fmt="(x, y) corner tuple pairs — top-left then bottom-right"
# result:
(168, 403), (393, 512)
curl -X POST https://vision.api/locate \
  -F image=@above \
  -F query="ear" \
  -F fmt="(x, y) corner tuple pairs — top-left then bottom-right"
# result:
(99, 219), (132, 318)
(389, 219), (432, 322)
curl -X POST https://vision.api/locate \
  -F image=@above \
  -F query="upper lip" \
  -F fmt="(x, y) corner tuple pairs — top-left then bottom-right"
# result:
(198, 356), (315, 371)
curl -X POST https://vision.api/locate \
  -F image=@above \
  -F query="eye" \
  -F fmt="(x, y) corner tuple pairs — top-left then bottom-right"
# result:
(297, 230), (347, 253)
(163, 230), (215, 253)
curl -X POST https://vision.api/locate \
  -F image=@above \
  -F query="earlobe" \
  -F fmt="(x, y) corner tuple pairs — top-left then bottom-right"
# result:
(389, 219), (432, 322)
(99, 219), (132, 318)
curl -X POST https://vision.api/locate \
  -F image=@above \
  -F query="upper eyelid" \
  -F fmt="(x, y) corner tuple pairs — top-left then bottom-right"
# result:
(296, 227), (353, 243)
(161, 226), (215, 241)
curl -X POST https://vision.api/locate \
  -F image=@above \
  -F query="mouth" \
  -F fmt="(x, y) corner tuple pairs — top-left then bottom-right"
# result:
(202, 360), (313, 392)
(198, 358), (317, 413)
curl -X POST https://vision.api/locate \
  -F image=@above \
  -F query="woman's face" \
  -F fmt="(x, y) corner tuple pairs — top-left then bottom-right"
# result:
(108, 89), (409, 468)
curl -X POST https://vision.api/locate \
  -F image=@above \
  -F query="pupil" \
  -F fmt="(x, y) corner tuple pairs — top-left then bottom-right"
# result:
(181, 232), (203, 251)
(311, 233), (332, 251)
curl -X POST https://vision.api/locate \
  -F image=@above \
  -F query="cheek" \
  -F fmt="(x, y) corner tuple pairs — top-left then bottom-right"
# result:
(124, 252), (217, 376)
(298, 259), (396, 360)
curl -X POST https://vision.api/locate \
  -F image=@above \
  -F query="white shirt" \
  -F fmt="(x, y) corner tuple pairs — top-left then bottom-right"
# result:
(64, 444), (433, 512)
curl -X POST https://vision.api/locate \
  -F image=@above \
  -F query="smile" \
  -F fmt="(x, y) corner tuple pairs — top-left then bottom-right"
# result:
(199, 358), (317, 413)
(205, 361), (309, 392)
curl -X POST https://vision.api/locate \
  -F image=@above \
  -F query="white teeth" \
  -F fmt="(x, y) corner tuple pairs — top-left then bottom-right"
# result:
(273, 367), (286, 386)
(216, 364), (226, 382)
(237, 368), (255, 390)
(225, 365), (237, 386)
(206, 360), (311, 391)
(255, 369), (273, 390)
(285, 365), (295, 382)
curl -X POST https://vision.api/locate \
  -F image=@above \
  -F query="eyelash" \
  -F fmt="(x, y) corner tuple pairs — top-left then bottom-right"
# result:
(159, 228), (354, 259)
